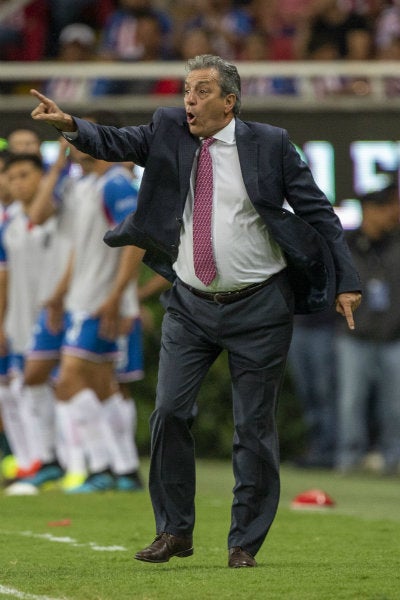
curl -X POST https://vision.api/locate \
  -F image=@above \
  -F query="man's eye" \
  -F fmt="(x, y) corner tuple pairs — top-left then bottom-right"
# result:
(199, 89), (207, 96)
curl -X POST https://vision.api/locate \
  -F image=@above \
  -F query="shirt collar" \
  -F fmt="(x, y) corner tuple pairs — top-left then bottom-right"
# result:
(201, 118), (236, 145)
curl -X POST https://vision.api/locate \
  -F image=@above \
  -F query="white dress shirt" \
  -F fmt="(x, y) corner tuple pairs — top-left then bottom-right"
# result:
(174, 119), (287, 291)
(64, 120), (287, 292)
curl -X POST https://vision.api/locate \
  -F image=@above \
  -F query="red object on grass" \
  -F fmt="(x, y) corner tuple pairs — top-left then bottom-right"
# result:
(291, 489), (335, 510)
(47, 519), (72, 527)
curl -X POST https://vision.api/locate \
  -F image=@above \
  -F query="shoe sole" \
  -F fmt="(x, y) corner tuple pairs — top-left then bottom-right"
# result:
(3, 482), (39, 496)
(135, 548), (194, 563)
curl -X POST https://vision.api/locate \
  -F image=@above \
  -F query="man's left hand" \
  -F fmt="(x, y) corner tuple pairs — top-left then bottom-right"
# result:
(335, 292), (362, 330)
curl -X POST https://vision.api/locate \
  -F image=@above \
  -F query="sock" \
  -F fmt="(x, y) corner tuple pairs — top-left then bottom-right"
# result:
(69, 388), (111, 474)
(102, 392), (140, 475)
(23, 384), (56, 464)
(55, 401), (86, 474)
(0, 381), (39, 470)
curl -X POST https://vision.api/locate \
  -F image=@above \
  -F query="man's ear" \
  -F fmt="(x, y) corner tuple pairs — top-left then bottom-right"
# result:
(224, 94), (236, 114)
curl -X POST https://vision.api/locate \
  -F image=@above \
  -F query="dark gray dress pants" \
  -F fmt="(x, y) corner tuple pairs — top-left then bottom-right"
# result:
(148, 270), (294, 557)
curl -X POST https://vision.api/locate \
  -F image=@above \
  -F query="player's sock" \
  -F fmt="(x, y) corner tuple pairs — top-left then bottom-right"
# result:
(0, 381), (39, 471)
(69, 388), (111, 474)
(23, 383), (56, 464)
(102, 391), (140, 475)
(55, 401), (86, 474)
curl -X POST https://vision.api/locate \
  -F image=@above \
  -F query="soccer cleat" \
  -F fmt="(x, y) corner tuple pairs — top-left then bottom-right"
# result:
(15, 459), (42, 480)
(115, 471), (144, 492)
(2, 461), (62, 494)
(66, 471), (115, 494)
(59, 471), (87, 491)
(22, 462), (64, 489)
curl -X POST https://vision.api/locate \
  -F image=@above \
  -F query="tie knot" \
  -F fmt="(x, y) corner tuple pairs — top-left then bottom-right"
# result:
(202, 137), (215, 149)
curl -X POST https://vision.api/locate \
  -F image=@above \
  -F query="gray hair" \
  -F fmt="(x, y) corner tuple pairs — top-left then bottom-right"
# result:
(186, 54), (241, 115)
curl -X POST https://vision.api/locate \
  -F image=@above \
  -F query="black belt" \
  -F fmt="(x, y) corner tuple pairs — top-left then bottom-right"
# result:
(178, 273), (281, 305)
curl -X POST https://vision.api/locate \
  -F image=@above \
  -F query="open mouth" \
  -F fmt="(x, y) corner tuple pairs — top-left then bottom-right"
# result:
(186, 112), (196, 124)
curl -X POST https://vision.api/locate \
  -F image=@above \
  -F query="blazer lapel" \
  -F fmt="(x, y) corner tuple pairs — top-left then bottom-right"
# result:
(235, 119), (260, 203)
(178, 131), (199, 213)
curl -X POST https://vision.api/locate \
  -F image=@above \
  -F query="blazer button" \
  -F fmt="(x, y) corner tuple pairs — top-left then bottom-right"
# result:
(176, 217), (183, 224)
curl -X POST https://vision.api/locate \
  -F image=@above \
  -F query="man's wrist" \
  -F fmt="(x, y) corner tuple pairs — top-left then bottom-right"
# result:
(61, 130), (78, 141)
(56, 115), (78, 139)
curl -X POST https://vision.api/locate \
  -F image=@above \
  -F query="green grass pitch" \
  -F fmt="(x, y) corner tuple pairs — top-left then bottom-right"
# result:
(0, 461), (399, 600)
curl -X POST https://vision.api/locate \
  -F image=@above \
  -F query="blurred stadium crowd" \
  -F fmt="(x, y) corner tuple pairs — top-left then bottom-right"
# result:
(0, 1), (400, 64)
(2, 0), (400, 100)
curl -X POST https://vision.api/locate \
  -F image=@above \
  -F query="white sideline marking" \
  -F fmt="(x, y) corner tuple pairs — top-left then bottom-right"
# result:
(0, 584), (65, 600)
(0, 529), (127, 552)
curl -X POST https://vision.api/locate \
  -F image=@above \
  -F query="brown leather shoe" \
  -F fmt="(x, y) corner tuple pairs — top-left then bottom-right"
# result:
(228, 546), (257, 568)
(135, 533), (193, 563)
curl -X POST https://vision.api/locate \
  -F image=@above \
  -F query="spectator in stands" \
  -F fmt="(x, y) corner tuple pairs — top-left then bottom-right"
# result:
(43, 23), (116, 102)
(0, 0), (48, 61)
(0, 0), (21, 58)
(99, 0), (172, 61)
(306, 33), (371, 97)
(183, 0), (254, 59)
(297, 0), (373, 60)
(239, 30), (299, 95)
(178, 28), (215, 60)
(376, 33), (400, 96)
(248, 0), (314, 61)
(374, 0), (400, 55)
(145, 27), (215, 96)
(122, 13), (177, 94)
(134, 12), (169, 61)
(46, 0), (115, 56)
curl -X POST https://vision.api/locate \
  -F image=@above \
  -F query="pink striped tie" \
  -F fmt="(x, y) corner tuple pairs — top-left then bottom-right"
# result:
(193, 137), (217, 286)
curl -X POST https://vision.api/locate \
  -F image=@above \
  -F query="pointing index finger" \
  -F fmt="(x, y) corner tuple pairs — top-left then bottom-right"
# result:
(30, 88), (51, 105)
(344, 303), (355, 330)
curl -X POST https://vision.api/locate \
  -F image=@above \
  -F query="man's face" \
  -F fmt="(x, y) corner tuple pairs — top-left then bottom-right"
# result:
(6, 160), (42, 204)
(8, 130), (41, 155)
(184, 68), (235, 138)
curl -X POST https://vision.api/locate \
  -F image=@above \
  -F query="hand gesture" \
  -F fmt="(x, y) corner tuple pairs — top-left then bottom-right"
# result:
(45, 295), (65, 334)
(30, 89), (76, 132)
(335, 292), (362, 330)
(93, 297), (121, 341)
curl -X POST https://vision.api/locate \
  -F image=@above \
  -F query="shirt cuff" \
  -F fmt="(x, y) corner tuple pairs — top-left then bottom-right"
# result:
(62, 130), (78, 141)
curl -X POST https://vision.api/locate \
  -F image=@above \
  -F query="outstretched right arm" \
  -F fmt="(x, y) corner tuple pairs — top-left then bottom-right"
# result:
(30, 89), (77, 132)
(30, 88), (155, 165)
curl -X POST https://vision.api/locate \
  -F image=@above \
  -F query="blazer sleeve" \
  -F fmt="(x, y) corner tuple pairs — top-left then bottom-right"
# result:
(69, 109), (165, 166)
(281, 131), (361, 294)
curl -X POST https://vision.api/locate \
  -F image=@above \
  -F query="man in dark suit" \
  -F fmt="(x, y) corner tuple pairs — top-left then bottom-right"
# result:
(30, 54), (361, 568)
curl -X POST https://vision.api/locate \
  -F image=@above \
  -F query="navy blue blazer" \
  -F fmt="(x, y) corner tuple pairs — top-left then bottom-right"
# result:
(70, 107), (361, 314)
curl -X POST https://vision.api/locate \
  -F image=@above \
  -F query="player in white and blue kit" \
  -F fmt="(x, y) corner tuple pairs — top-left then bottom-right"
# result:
(0, 154), (55, 486)
(50, 146), (144, 493)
